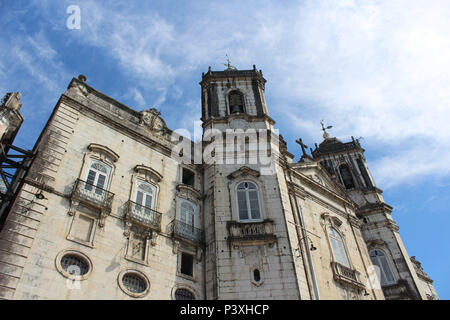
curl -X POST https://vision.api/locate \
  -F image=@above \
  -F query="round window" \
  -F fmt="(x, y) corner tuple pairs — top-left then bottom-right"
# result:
(122, 273), (147, 294)
(118, 270), (150, 298)
(56, 250), (92, 280)
(61, 254), (89, 276)
(174, 288), (195, 300)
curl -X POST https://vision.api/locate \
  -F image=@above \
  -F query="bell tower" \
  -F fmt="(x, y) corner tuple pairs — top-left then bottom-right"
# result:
(311, 128), (428, 300)
(200, 64), (304, 299)
(200, 63), (272, 131)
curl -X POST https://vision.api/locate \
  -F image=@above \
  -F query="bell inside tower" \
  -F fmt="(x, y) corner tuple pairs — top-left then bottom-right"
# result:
(229, 91), (244, 114)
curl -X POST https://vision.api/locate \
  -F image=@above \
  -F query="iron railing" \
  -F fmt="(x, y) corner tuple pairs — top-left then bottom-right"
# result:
(125, 200), (162, 231)
(72, 179), (114, 211)
(173, 219), (204, 246)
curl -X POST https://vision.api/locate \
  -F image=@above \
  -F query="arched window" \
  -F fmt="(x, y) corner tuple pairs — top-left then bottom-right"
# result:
(370, 249), (395, 286)
(135, 180), (157, 210)
(339, 164), (355, 189)
(85, 159), (111, 194)
(229, 91), (244, 114)
(236, 181), (262, 222)
(328, 227), (350, 268)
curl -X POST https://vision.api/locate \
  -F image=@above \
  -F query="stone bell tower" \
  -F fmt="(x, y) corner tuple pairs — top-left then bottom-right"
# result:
(200, 63), (304, 299)
(311, 126), (429, 300)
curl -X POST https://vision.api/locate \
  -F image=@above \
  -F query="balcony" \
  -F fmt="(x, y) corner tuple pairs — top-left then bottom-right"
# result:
(331, 262), (365, 289)
(172, 219), (204, 246)
(227, 220), (277, 247)
(71, 179), (114, 212)
(382, 280), (414, 300)
(125, 200), (162, 231)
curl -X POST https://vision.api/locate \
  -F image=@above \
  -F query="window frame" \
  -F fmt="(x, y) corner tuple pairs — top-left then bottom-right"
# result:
(327, 226), (351, 268)
(172, 286), (197, 300)
(117, 269), (150, 298)
(133, 178), (158, 210)
(85, 159), (111, 189)
(338, 163), (355, 190)
(235, 181), (263, 223)
(177, 198), (198, 228)
(177, 249), (196, 281)
(369, 249), (396, 286)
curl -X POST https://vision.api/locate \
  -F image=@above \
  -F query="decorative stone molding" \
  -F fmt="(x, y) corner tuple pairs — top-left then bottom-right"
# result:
(134, 165), (163, 182)
(55, 249), (93, 281)
(227, 220), (276, 248)
(227, 166), (260, 180)
(176, 184), (201, 202)
(172, 240), (180, 254)
(366, 239), (386, 248)
(331, 261), (365, 290)
(171, 284), (198, 300)
(88, 143), (120, 162)
(140, 108), (167, 134)
(321, 212), (343, 228)
(117, 269), (151, 298)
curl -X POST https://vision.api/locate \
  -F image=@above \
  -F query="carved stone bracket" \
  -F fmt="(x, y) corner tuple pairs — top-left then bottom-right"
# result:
(196, 247), (203, 262)
(172, 240), (180, 254)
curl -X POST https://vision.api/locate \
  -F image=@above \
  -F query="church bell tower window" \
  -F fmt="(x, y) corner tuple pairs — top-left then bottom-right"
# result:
(229, 91), (244, 114)
(339, 164), (355, 189)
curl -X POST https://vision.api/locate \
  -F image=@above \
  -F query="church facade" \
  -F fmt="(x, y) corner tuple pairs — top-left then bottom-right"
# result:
(0, 66), (438, 300)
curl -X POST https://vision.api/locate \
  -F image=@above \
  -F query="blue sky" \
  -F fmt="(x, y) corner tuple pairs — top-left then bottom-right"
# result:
(1, 0), (449, 298)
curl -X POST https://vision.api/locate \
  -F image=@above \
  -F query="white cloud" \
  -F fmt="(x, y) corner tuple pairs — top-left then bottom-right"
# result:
(18, 0), (450, 188)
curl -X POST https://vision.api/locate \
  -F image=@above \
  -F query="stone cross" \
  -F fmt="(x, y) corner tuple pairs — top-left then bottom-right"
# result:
(295, 138), (308, 156)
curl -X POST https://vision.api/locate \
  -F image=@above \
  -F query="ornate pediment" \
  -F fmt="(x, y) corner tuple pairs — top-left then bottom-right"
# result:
(366, 239), (386, 248)
(140, 108), (167, 133)
(88, 143), (120, 162)
(134, 165), (163, 182)
(227, 166), (260, 180)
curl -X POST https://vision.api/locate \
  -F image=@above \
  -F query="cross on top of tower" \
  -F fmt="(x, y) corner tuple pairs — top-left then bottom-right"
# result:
(295, 138), (308, 156)
(320, 120), (333, 139)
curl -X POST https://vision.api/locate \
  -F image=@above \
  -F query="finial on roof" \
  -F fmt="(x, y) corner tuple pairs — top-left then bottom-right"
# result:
(224, 54), (237, 71)
(320, 120), (333, 139)
(78, 74), (87, 82)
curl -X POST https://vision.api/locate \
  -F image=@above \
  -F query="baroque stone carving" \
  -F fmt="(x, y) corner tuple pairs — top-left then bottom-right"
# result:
(140, 108), (167, 133)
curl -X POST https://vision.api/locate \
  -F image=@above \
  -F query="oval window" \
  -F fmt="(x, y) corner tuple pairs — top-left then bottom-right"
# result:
(60, 254), (89, 276)
(174, 288), (195, 300)
(253, 269), (261, 282)
(122, 272), (148, 294)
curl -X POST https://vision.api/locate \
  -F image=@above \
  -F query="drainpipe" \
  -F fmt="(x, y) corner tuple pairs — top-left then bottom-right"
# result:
(297, 202), (321, 300)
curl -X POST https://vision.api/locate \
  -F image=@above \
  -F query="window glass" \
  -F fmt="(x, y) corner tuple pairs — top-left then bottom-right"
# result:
(236, 181), (262, 221)
(135, 181), (156, 210)
(84, 159), (111, 193)
(175, 288), (195, 300)
(180, 201), (196, 226)
(328, 228), (350, 268)
(370, 249), (395, 286)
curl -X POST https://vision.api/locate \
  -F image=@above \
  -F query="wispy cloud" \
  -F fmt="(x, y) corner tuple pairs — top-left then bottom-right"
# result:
(3, 0), (450, 189)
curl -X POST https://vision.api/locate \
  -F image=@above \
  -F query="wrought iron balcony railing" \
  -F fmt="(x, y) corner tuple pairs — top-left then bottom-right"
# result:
(226, 220), (277, 246)
(71, 179), (114, 212)
(125, 200), (162, 231)
(173, 219), (204, 246)
(331, 262), (364, 289)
